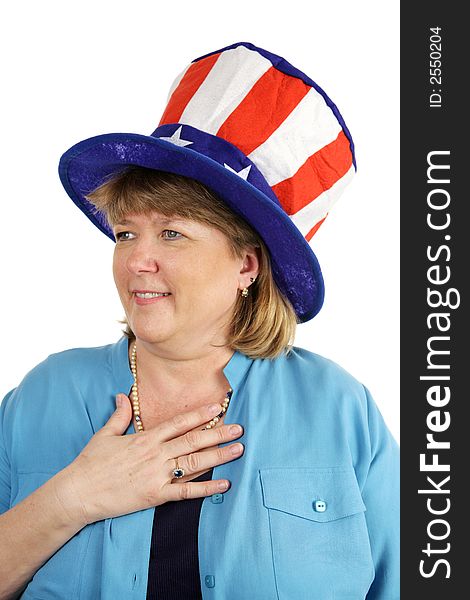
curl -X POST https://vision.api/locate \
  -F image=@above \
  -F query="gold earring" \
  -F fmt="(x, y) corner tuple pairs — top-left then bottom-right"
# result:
(241, 277), (256, 297)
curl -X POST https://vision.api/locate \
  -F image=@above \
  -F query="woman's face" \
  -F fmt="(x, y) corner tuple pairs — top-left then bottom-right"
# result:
(112, 211), (258, 351)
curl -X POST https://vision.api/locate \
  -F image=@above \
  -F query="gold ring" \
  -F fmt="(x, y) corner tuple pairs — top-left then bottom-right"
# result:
(172, 457), (185, 479)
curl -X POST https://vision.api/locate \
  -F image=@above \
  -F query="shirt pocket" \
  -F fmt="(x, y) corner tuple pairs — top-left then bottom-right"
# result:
(260, 466), (375, 600)
(13, 471), (93, 600)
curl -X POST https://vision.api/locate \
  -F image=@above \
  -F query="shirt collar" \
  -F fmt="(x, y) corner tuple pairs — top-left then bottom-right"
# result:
(112, 336), (135, 397)
(222, 347), (254, 390)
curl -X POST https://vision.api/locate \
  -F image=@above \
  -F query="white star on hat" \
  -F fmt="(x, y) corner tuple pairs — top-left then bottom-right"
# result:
(159, 125), (193, 147)
(224, 163), (251, 181)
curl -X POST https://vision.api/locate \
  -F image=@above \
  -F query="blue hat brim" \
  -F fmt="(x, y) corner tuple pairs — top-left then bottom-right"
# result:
(58, 132), (324, 322)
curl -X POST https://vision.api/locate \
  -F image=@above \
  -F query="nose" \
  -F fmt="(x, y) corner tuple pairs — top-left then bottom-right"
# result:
(125, 238), (160, 274)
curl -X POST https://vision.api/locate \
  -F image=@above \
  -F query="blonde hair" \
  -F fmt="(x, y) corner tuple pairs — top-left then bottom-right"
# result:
(85, 167), (298, 359)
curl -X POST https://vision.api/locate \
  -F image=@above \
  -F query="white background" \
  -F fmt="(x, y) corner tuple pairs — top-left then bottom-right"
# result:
(0, 1), (399, 440)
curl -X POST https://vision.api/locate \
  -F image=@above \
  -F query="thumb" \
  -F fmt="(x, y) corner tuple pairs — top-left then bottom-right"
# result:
(103, 394), (133, 435)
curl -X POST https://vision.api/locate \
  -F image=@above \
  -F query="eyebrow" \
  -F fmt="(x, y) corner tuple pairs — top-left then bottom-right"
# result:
(114, 216), (188, 227)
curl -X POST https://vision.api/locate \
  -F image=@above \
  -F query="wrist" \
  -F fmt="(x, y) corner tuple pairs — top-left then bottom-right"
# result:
(47, 466), (91, 530)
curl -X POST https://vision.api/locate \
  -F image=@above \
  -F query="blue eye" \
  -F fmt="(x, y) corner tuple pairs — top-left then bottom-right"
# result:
(163, 229), (182, 239)
(115, 231), (134, 241)
(114, 229), (183, 241)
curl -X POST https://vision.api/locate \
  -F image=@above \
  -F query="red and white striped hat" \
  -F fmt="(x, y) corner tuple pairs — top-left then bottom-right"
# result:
(59, 42), (356, 322)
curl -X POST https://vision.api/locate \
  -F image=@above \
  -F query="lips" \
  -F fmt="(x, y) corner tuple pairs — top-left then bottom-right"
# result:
(132, 290), (170, 294)
(133, 293), (171, 305)
(134, 291), (171, 298)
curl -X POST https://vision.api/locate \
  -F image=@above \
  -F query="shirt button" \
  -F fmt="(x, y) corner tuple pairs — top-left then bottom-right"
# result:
(205, 575), (215, 588)
(313, 499), (327, 513)
(211, 493), (224, 504)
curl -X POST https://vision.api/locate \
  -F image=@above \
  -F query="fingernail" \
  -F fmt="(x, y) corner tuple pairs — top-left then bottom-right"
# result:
(231, 443), (243, 455)
(208, 403), (222, 414)
(229, 425), (242, 435)
(218, 480), (229, 491)
(115, 395), (122, 409)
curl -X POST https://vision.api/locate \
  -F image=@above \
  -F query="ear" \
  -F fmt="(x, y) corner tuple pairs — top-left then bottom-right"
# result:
(238, 246), (260, 287)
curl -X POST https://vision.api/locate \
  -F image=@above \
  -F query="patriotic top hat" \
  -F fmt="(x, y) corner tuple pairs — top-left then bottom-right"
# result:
(59, 41), (356, 322)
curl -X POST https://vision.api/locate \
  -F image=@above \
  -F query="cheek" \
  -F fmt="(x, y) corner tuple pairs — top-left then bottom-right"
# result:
(112, 258), (127, 292)
(174, 257), (209, 288)
(112, 262), (120, 285)
(188, 257), (236, 293)
(206, 266), (240, 304)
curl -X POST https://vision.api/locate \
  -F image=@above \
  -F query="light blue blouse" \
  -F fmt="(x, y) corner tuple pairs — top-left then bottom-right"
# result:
(0, 336), (399, 599)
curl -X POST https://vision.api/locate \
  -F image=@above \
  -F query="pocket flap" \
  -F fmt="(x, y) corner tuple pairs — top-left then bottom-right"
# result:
(260, 466), (366, 523)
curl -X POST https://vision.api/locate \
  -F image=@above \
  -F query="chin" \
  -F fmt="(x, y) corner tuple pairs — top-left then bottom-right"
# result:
(130, 323), (174, 344)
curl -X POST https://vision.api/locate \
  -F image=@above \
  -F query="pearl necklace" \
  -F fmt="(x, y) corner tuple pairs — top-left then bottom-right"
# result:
(130, 341), (233, 433)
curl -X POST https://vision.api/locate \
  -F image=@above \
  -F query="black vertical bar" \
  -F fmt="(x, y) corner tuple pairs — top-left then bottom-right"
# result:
(401, 4), (466, 597)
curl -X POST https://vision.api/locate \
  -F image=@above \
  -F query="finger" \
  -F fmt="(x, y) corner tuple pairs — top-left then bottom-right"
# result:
(164, 478), (231, 502)
(156, 403), (224, 443)
(170, 442), (244, 479)
(100, 394), (133, 436)
(164, 423), (244, 460)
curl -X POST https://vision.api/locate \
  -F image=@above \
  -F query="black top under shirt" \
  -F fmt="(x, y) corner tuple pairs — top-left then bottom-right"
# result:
(146, 467), (214, 599)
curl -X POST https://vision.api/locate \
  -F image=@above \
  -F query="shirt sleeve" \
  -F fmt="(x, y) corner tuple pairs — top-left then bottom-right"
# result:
(0, 388), (16, 515)
(361, 386), (400, 599)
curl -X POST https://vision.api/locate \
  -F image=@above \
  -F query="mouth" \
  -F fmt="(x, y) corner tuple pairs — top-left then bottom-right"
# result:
(133, 291), (172, 306)
(134, 292), (171, 299)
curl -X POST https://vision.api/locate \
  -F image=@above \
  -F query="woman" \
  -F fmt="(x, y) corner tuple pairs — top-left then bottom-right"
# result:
(0, 42), (399, 599)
